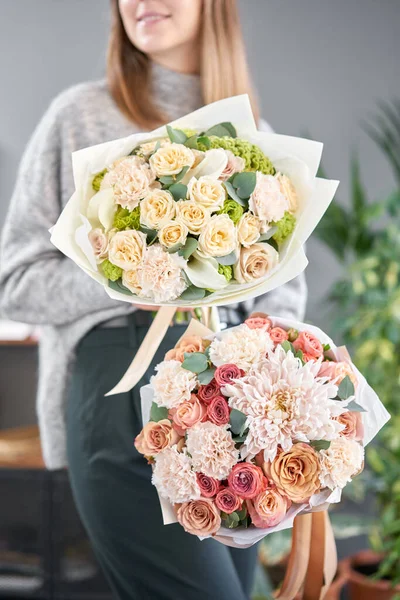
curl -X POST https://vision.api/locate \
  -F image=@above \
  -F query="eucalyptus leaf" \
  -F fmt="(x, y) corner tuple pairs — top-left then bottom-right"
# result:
(149, 402), (169, 422)
(217, 251), (237, 266)
(281, 340), (296, 354)
(346, 400), (367, 413)
(166, 125), (188, 144)
(224, 181), (248, 206)
(179, 285), (206, 301)
(178, 237), (198, 260)
(204, 346), (211, 360)
(197, 135), (211, 149)
(159, 175), (175, 186)
(232, 172), (257, 199)
(175, 165), (190, 183)
(182, 352), (209, 374)
(108, 279), (134, 296)
(263, 238), (279, 252)
(237, 507), (247, 521)
(140, 226), (158, 243)
(205, 122), (237, 138)
(184, 135), (199, 149)
(338, 375), (355, 400)
(229, 409), (248, 436)
(169, 183), (187, 201)
(167, 243), (183, 254)
(257, 226), (278, 242)
(197, 367), (216, 385)
(310, 440), (331, 451)
(232, 429), (249, 444)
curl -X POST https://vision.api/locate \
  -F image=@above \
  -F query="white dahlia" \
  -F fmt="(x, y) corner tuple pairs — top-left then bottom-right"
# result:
(152, 446), (201, 504)
(209, 324), (274, 372)
(185, 422), (239, 480)
(319, 438), (364, 490)
(151, 360), (197, 409)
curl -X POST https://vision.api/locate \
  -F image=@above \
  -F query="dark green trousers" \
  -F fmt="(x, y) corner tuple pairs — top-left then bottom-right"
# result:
(66, 313), (258, 600)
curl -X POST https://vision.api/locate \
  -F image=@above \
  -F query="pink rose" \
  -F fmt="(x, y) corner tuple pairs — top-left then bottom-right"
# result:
(318, 361), (358, 387)
(219, 150), (246, 182)
(247, 487), (290, 528)
(336, 411), (364, 441)
(165, 335), (205, 362)
(244, 316), (272, 332)
(228, 463), (267, 499)
(207, 396), (230, 426)
(169, 394), (207, 436)
(196, 473), (222, 498)
(293, 330), (323, 359)
(269, 327), (289, 344)
(197, 379), (221, 405)
(215, 488), (242, 514)
(214, 364), (245, 387)
(134, 419), (181, 456)
(88, 228), (109, 261)
(177, 498), (221, 536)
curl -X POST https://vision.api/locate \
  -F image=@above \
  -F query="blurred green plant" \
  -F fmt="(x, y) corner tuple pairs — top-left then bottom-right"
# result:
(314, 100), (400, 585)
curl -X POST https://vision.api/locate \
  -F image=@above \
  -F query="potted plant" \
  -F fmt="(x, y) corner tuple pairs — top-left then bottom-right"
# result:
(314, 100), (400, 599)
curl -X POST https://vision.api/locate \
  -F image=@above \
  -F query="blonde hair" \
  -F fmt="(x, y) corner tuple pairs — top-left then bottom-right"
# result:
(107, 0), (259, 129)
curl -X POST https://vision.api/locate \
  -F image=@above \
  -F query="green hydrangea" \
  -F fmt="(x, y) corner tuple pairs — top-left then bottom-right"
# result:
(218, 199), (244, 224)
(218, 264), (233, 282)
(92, 169), (108, 192)
(180, 128), (197, 138)
(272, 211), (296, 245)
(197, 137), (275, 175)
(100, 260), (123, 282)
(113, 206), (141, 231)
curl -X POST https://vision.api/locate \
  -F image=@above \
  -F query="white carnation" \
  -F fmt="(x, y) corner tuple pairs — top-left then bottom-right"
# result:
(319, 438), (364, 490)
(185, 422), (239, 480)
(151, 360), (197, 409)
(209, 324), (274, 372)
(152, 446), (201, 504)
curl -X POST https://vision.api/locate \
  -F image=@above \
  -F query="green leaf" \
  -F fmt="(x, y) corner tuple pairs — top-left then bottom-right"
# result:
(232, 172), (257, 200)
(178, 237), (198, 260)
(257, 227), (278, 242)
(346, 400), (367, 413)
(197, 367), (216, 385)
(323, 344), (331, 351)
(182, 352), (209, 374)
(108, 279), (134, 296)
(159, 175), (175, 186)
(175, 166), (190, 183)
(229, 409), (248, 436)
(237, 507), (248, 521)
(281, 340), (296, 354)
(169, 183), (188, 201)
(166, 125), (188, 144)
(140, 226), (158, 243)
(338, 375), (355, 400)
(205, 122), (237, 138)
(179, 285), (206, 301)
(224, 181), (248, 206)
(184, 135), (199, 149)
(216, 251), (237, 266)
(149, 402), (169, 422)
(197, 135), (211, 149)
(310, 440), (331, 451)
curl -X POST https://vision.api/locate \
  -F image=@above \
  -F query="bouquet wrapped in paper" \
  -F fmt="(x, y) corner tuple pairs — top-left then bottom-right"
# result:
(138, 315), (390, 548)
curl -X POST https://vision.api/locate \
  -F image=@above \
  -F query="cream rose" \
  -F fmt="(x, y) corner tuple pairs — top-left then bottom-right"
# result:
(108, 230), (147, 271)
(276, 173), (298, 214)
(122, 268), (141, 293)
(177, 499), (221, 536)
(150, 143), (195, 177)
(237, 213), (262, 248)
(249, 172), (289, 224)
(198, 214), (236, 258)
(188, 176), (226, 212)
(137, 138), (170, 157)
(134, 419), (181, 456)
(140, 189), (176, 230)
(175, 201), (211, 235)
(158, 220), (188, 249)
(88, 228), (109, 262)
(234, 243), (279, 283)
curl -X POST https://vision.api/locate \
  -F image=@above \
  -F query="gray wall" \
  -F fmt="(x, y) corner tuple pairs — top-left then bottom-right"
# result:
(1, 0), (399, 323)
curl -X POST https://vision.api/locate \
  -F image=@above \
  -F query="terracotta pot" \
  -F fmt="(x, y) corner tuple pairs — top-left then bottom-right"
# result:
(347, 550), (400, 600)
(324, 559), (349, 600)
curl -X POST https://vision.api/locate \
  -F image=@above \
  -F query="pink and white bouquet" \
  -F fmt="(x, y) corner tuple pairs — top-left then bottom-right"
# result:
(137, 316), (389, 547)
(50, 95), (338, 308)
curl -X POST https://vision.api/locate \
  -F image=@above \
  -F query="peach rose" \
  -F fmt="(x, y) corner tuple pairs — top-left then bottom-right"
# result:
(336, 411), (364, 441)
(269, 327), (289, 344)
(318, 361), (358, 388)
(293, 331), (323, 360)
(134, 419), (180, 457)
(177, 498), (221, 536)
(266, 443), (321, 503)
(169, 394), (207, 436)
(165, 335), (205, 362)
(215, 488), (242, 514)
(244, 316), (272, 332)
(247, 487), (290, 528)
(228, 463), (267, 500)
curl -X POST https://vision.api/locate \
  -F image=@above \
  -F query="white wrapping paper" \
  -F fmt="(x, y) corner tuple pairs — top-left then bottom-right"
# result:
(139, 316), (390, 547)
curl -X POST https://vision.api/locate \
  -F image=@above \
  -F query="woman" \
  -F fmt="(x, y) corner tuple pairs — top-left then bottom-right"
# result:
(0, 1), (307, 598)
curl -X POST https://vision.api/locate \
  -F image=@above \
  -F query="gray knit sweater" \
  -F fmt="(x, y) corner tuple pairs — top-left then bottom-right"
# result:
(0, 64), (307, 469)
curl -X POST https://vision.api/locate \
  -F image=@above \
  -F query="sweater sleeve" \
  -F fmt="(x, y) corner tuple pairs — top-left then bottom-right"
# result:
(0, 96), (128, 326)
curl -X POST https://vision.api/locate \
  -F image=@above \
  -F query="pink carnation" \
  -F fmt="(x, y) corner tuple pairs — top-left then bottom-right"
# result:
(196, 473), (222, 498)
(207, 396), (230, 426)
(269, 327), (289, 344)
(247, 487), (290, 528)
(215, 488), (242, 514)
(244, 317), (272, 332)
(214, 364), (245, 387)
(197, 379), (221, 405)
(227, 463), (267, 499)
(293, 331), (323, 359)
